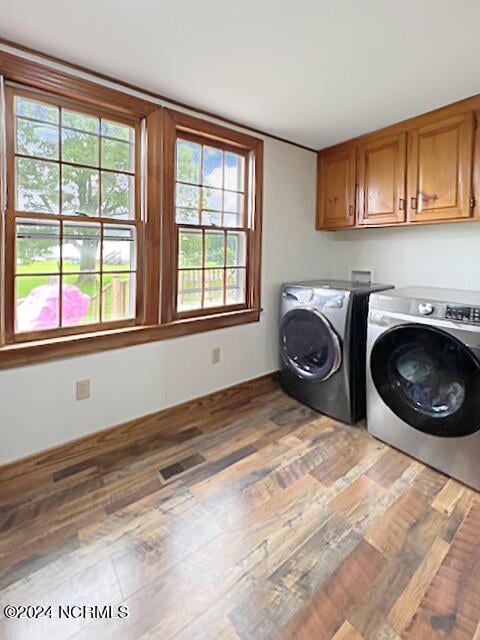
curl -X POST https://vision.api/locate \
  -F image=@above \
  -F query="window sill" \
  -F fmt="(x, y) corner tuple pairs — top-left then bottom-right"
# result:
(0, 308), (262, 370)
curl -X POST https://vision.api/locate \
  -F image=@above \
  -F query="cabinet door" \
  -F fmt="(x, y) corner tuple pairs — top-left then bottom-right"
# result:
(407, 113), (474, 222)
(316, 146), (356, 229)
(357, 132), (406, 225)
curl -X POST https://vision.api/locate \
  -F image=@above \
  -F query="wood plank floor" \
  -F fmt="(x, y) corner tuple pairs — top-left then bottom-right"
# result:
(1, 374), (479, 639)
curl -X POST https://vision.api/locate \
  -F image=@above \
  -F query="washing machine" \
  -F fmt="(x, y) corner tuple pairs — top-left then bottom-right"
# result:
(367, 286), (480, 490)
(279, 280), (393, 424)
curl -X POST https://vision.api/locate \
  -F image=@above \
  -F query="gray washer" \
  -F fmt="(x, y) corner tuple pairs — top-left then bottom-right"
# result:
(279, 279), (393, 424)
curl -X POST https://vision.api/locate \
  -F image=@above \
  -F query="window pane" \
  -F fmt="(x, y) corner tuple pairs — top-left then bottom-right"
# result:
(205, 231), (224, 267)
(63, 110), (99, 133)
(176, 140), (200, 184)
(224, 152), (245, 191)
(62, 166), (100, 216)
(62, 128), (99, 167)
(203, 146), (223, 188)
(227, 232), (246, 267)
(16, 276), (60, 332)
(176, 183), (200, 210)
(101, 120), (133, 142)
(176, 207), (199, 225)
(101, 172), (134, 219)
(177, 270), (202, 312)
(102, 273), (135, 322)
(224, 212), (242, 228)
(204, 269), (224, 308)
(63, 222), (101, 273)
(201, 210), (222, 226)
(204, 187), (222, 211)
(16, 158), (60, 213)
(226, 268), (246, 305)
(61, 275), (99, 326)
(179, 229), (202, 268)
(15, 97), (59, 124)
(224, 191), (242, 214)
(16, 220), (60, 274)
(103, 225), (135, 271)
(16, 118), (59, 160)
(101, 137), (133, 172)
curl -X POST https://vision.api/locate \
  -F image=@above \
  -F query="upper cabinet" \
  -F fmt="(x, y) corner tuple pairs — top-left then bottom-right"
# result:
(316, 98), (479, 231)
(316, 146), (356, 229)
(407, 113), (475, 223)
(357, 132), (407, 226)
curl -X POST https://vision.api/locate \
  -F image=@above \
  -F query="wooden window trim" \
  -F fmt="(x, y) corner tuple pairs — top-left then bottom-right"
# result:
(0, 57), (263, 369)
(0, 50), (156, 119)
(0, 309), (261, 370)
(161, 108), (263, 324)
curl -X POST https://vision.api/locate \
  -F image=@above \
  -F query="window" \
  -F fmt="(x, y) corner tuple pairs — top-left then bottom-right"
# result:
(0, 56), (263, 368)
(162, 109), (263, 324)
(5, 87), (140, 340)
(175, 137), (248, 313)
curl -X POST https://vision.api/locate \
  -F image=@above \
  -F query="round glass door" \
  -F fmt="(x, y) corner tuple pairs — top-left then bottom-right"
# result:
(280, 308), (341, 381)
(370, 324), (480, 437)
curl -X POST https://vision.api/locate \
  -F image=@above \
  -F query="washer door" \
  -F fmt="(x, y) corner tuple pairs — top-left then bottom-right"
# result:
(370, 324), (480, 437)
(280, 307), (342, 381)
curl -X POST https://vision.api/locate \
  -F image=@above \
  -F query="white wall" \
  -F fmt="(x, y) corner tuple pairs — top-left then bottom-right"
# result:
(0, 138), (333, 465)
(330, 222), (480, 290)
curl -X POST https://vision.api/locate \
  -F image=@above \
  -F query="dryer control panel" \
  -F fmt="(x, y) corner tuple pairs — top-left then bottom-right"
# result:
(445, 305), (480, 324)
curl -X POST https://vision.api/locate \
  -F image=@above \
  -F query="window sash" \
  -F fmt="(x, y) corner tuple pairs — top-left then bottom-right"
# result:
(176, 223), (250, 316)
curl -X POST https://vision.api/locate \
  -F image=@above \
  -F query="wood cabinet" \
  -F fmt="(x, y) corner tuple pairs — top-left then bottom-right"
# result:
(316, 96), (479, 231)
(407, 113), (475, 223)
(316, 146), (356, 229)
(357, 132), (407, 226)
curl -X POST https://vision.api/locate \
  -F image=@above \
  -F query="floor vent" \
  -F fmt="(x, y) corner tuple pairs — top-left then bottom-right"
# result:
(158, 453), (206, 484)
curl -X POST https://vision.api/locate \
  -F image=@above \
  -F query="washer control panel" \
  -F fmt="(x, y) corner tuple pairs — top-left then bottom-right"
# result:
(445, 305), (480, 324)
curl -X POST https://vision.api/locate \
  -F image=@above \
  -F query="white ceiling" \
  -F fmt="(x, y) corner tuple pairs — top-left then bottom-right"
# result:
(1, 0), (480, 149)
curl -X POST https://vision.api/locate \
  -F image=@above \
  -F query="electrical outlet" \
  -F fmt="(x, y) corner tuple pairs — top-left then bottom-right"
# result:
(212, 347), (221, 364)
(76, 379), (91, 401)
(351, 268), (374, 283)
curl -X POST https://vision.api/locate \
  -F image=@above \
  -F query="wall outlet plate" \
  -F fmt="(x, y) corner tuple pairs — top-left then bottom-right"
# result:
(76, 379), (91, 401)
(350, 268), (374, 283)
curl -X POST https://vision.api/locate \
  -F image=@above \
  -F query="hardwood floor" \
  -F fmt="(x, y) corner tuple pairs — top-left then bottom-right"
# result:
(0, 374), (479, 639)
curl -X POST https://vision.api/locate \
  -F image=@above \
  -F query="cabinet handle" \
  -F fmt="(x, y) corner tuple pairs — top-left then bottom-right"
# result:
(399, 198), (405, 210)
(410, 197), (417, 210)
(348, 204), (354, 216)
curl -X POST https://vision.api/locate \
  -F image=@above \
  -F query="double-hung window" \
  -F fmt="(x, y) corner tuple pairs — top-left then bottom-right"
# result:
(0, 55), (263, 368)
(175, 136), (249, 314)
(162, 109), (263, 324)
(4, 86), (140, 340)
